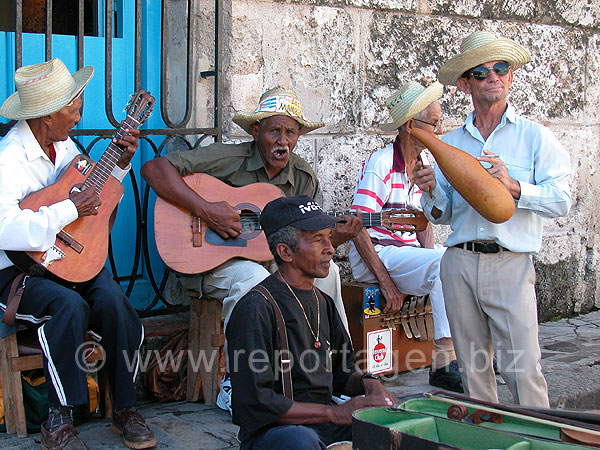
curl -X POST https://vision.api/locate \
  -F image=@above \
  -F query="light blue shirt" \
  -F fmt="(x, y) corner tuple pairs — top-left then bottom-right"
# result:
(421, 104), (572, 254)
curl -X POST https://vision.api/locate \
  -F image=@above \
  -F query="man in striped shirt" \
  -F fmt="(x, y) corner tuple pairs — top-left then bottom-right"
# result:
(349, 80), (462, 392)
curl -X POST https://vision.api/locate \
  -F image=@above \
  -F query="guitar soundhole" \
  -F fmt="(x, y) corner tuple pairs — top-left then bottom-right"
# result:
(236, 203), (261, 240)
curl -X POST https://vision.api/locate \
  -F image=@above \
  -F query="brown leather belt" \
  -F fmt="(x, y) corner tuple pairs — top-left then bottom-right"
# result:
(453, 242), (507, 254)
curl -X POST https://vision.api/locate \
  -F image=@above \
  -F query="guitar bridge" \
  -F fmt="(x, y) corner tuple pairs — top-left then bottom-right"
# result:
(56, 230), (84, 253)
(41, 245), (66, 268)
(192, 216), (203, 247)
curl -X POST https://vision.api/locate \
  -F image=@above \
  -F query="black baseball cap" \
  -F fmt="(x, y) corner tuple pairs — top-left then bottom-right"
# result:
(260, 195), (342, 237)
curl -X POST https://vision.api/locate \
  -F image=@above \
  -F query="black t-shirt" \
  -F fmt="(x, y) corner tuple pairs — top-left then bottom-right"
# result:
(226, 274), (357, 441)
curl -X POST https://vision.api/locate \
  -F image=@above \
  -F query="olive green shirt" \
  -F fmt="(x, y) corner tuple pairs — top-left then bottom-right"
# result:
(165, 140), (319, 199)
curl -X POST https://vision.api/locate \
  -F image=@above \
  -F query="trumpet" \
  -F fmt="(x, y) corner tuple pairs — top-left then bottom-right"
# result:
(410, 128), (515, 224)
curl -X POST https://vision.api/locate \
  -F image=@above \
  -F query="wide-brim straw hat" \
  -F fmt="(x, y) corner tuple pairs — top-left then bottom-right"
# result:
(438, 31), (531, 86)
(233, 87), (325, 135)
(0, 58), (94, 120)
(379, 81), (443, 132)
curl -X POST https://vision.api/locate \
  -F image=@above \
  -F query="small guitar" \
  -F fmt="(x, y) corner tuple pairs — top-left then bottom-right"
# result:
(328, 210), (427, 233)
(153, 174), (429, 274)
(6, 90), (155, 283)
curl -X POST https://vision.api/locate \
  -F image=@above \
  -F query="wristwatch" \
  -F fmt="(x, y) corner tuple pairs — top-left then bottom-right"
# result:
(360, 372), (380, 393)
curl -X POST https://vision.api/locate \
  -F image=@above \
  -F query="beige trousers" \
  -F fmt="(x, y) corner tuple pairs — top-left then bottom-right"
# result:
(440, 247), (549, 407)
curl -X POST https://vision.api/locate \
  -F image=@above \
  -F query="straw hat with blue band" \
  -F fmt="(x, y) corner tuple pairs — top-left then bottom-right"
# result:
(379, 81), (444, 133)
(233, 87), (325, 135)
(0, 58), (94, 120)
(438, 31), (531, 86)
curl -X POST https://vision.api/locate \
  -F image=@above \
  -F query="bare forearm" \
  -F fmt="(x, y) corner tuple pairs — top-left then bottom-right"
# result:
(352, 228), (395, 288)
(353, 228), (405, 312)
(277, 385), (394, 426)
(141, 157), (208, 216)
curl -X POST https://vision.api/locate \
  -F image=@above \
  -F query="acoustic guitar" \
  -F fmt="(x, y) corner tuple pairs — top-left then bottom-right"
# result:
(153, 173), (428, 274)
(6, 90), (155, 283)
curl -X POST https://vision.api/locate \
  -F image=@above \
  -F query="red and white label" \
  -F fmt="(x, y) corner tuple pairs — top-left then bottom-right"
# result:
(366, 329), (392, 374)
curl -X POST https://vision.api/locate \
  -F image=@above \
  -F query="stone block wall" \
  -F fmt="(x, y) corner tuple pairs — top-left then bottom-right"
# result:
(189, 0), (600, 319)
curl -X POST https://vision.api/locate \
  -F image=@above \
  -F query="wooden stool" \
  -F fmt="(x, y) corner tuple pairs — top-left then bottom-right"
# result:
(0, 329), (109, 437)
(185, 290), (225, 404)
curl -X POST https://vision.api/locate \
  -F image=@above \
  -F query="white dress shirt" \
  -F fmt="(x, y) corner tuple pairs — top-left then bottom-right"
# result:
(421, 104), (572, 254)
(0, 120), (129, 270)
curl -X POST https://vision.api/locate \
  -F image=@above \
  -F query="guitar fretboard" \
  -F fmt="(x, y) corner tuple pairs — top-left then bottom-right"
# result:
(81, 116), (140, 194)
(328, 211), (386, 228)
(236, 209), (424, 232)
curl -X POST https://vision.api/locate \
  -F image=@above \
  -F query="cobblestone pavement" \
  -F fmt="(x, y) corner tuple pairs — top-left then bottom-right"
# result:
(2, 311), (598, 449)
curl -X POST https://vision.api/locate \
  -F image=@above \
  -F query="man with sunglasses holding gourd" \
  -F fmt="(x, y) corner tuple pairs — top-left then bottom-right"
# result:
(413, 31), (571, 407)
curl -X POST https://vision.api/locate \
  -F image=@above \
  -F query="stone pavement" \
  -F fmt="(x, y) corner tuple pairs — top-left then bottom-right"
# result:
(2, 311), (598, 449)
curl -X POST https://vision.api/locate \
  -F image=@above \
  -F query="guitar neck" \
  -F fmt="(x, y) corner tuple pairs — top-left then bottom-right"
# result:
(328, 211), (386, 228)
(328, 209), (426, 232)
(81, 116), (140, 194)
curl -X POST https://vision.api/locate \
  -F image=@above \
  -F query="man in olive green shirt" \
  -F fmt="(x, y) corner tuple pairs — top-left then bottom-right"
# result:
(141, 87), (361, 414)
(164, 139), (319, 200)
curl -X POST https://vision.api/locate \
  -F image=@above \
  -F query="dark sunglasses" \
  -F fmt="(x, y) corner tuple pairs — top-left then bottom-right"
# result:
(468, 61), (511, 80)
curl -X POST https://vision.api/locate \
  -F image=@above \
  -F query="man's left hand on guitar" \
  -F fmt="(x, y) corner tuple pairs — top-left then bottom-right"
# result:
(115, 128), (140, 169)
(330, 212), (363, 247)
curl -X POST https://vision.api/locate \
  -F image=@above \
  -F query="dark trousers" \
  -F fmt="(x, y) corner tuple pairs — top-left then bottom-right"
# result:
(242, 423), (353, 450)
(0, 266), (143, 408)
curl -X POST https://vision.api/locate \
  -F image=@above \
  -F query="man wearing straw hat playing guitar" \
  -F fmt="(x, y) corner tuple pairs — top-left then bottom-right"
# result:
(350, 80), (462, 393)
(413, 31), (572, 407)
(0, 59), (155, 449)
(141, 87), (362, 414)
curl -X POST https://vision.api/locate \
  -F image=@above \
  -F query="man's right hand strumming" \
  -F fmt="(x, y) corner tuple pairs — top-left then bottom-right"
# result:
(200, 200), (242, 239)
(70, 186), (101, 217)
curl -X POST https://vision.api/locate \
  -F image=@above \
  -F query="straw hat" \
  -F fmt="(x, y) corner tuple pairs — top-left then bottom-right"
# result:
(232, 87), (325, 135)
(438, 31), (531, 86)
(379, 81), (443, 132)
(0, 58), (94, 120)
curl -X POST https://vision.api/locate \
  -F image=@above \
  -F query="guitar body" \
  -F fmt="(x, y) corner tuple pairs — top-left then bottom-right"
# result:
(6, 154), (124, 283)
(5, 89), (155, 284)
(154, 173), (285, 274)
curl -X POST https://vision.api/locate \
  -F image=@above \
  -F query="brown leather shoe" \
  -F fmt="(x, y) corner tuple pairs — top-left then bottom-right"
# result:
(41, 422), (89, 450)
(111, 408), (156, 449)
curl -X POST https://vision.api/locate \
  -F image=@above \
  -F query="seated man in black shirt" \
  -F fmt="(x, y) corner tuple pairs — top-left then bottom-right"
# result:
(227, 195), (396, 449)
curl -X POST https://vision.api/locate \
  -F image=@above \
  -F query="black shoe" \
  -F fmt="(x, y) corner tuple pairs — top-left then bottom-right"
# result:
(429, 360), (464, 393)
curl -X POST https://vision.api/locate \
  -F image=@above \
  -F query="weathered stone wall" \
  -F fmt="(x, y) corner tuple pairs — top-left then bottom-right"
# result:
(190, 0), (600, 318)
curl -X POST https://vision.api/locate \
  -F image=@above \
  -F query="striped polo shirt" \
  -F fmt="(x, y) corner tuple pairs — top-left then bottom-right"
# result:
(351, 136), (427, 248)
